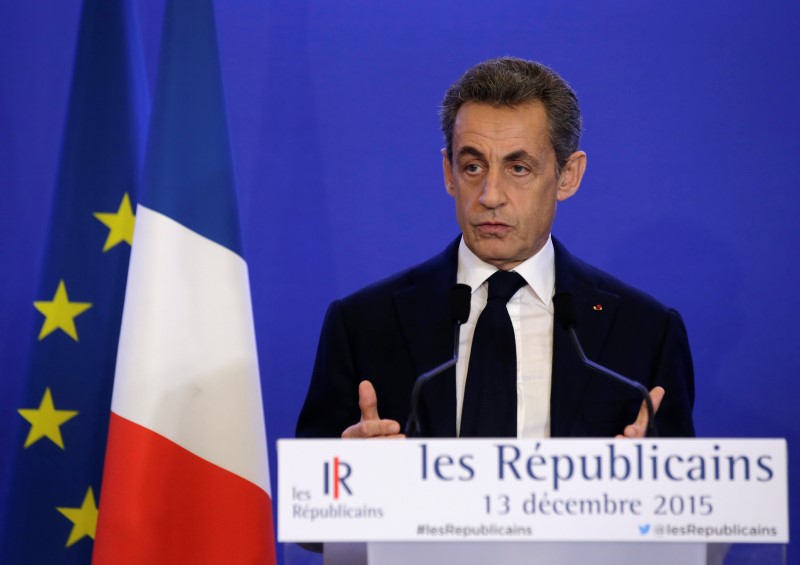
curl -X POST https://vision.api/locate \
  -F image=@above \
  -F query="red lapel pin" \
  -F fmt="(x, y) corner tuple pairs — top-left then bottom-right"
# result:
(593, 304), (603, 311)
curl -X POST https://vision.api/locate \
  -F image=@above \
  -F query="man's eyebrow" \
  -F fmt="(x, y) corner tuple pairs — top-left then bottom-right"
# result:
(504, 150), (545, 172)
(503, 150), (537, 163)
(456, 146), (487, 161)
(456, 147), (546, 171)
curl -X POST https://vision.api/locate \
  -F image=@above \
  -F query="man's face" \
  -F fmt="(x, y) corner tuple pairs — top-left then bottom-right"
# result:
(443, 101), (585, 270)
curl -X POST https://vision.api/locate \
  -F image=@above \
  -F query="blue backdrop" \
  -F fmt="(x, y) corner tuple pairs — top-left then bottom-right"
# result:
(1, 1), (798, 564)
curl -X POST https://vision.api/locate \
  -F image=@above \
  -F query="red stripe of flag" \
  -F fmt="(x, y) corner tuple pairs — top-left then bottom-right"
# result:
(94, 413), (276, 565)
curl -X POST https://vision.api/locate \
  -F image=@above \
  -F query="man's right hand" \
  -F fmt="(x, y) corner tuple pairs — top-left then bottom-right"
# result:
(341, 380), (405, 439)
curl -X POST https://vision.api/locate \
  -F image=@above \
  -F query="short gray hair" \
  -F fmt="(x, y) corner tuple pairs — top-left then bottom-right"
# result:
(440, 57), (582, 172)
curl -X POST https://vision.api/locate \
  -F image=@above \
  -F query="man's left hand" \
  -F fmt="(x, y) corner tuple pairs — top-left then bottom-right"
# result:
(616, 386), (665, 439)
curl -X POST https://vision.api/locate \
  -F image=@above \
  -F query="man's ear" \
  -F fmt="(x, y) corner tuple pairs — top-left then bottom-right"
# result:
(442, 148), (455, 197)
(556, 150), (587, 202)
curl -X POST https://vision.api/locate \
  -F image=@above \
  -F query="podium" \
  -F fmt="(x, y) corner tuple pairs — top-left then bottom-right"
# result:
(278, 439), (789, 564)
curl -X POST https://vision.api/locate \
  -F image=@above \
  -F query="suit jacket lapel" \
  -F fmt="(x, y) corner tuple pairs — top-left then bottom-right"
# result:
(393, 238), (460, 437)
(550, 238), (619, 436)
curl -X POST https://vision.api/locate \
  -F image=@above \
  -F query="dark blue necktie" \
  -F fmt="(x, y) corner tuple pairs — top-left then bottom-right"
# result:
(460, 270), (527, 437)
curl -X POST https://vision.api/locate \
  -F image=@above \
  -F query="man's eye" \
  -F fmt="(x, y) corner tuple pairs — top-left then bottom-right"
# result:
(511, 164), (529, 175)
(464, 163), (483, 174)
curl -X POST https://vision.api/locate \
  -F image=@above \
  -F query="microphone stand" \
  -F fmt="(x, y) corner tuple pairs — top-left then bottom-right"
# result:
(405, 323), (461, 438)
(565, 325), (657, 437)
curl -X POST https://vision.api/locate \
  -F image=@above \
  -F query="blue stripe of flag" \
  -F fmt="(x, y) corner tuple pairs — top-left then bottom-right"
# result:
(139, 0), (243, 256)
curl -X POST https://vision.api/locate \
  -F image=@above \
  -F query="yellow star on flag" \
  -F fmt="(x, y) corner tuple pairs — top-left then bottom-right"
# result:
(93, 192), (135, 252)
(17, 388), (78, 449)
(33, 280), (92, 341)
(56, 487), (98, 548)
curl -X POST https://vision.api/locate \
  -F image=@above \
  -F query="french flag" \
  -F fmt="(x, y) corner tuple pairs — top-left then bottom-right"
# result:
(93, 1), (276, 563)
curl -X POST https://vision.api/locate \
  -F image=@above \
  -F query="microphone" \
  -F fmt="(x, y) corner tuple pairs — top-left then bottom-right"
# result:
(553, 293), (658, 437)
(405, 284), (471, 437)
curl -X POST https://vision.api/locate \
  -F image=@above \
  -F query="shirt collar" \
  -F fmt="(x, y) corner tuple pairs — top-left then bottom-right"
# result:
(457, 235), (555, 306)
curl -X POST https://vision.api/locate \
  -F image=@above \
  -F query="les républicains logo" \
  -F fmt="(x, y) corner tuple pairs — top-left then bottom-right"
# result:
(323, 456), (352, 499)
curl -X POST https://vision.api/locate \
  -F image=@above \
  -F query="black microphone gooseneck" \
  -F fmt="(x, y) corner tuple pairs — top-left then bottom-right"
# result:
(552, 293), (658, 437)
(405, 284), (471, 437)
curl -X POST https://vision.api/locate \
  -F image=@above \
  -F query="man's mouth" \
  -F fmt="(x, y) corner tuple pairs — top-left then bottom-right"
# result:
(475, 222), (511, 235)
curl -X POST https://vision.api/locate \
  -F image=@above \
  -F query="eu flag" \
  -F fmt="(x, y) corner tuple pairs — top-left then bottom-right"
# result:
(0, 0), (148, 562)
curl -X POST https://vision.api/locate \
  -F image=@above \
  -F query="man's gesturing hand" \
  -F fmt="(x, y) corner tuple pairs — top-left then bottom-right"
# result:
(616, 386), (665, 439)
(341, 380), (406, 439)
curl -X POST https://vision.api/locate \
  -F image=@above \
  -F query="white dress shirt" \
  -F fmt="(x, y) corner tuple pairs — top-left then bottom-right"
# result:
(455, 236), (555, 438)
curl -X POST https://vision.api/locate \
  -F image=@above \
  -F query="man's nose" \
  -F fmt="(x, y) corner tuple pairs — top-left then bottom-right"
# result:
(478, 169), (506, 209)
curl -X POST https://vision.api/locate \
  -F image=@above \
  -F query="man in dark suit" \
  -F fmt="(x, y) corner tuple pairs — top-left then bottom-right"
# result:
(296, 57), (694, 440)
